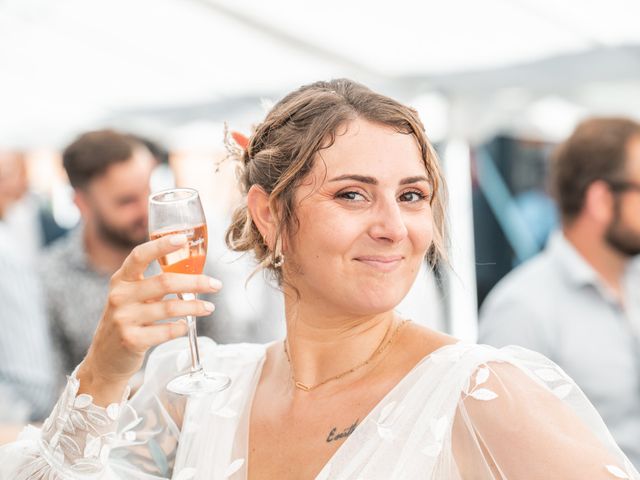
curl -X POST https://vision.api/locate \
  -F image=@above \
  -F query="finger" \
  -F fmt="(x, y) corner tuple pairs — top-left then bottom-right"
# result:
(131, 320), (189, 351)
(118, 273), (222, 303)
(119, 234), (188, 281)
(119, 298), (215, 326)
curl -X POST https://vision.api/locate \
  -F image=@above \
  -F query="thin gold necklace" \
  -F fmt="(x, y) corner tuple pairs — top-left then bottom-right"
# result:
(283, 319), (410, 392)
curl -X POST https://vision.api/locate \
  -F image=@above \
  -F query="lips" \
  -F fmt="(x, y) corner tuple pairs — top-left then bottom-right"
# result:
(354, 255), (404, 272)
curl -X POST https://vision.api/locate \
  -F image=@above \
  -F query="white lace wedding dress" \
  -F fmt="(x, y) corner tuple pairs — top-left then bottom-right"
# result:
(1, 337), (637, 479)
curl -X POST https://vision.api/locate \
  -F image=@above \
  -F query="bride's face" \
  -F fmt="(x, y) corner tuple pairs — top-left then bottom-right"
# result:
(284, 118), (434, 316)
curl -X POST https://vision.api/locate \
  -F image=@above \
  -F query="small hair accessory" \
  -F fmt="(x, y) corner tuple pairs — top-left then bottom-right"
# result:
(218, 122), (250, 173)
(231, 131), (249, 151)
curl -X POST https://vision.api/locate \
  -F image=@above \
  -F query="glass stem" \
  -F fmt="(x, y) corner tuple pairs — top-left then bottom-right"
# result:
(179, 293), (203, 373)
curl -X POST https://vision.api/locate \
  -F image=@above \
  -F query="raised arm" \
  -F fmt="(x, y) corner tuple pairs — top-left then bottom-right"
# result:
(0, 234), (222, 479)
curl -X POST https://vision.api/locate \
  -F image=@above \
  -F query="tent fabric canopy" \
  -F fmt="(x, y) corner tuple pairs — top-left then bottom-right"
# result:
(2, 0), (640, 146)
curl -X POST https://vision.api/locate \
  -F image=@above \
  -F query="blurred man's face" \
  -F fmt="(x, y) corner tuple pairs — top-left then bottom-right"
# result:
(0, 151), (28, 217)
(81, 148), (155, 249)
(605, 135), (640, 257)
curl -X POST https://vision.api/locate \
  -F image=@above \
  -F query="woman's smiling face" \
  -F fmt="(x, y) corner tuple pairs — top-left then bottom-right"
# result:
(283, 118), (434, 316)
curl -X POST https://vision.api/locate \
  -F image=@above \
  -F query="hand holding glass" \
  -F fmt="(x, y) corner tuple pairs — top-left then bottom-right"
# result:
(149, 188), (231, 395)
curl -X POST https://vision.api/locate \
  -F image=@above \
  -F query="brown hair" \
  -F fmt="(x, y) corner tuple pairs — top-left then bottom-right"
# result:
(63, 129), (145, 189)
(225, 79), (447, 285)
(550, 117), (640, 224)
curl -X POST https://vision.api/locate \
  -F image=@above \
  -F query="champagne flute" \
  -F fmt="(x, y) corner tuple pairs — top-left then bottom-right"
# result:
(149, 188), (231, 395)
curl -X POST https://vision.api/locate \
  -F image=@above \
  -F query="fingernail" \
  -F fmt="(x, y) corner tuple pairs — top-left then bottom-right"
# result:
(203, 301), (215, 312)
(209, 278), (223, 289)
(169, 234), (188, 245)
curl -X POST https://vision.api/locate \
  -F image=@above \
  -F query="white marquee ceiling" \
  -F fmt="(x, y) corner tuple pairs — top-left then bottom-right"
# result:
(2, 0), (640, 146)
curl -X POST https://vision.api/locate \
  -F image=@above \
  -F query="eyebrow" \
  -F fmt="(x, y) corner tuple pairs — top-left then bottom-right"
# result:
(328, 174), (430, 185)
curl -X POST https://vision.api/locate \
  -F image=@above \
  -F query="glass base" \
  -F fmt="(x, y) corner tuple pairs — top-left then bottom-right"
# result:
(166, 369), (231, 396)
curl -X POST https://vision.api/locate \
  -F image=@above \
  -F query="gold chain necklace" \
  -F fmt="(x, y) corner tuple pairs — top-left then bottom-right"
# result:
(283, 319), (410, 392)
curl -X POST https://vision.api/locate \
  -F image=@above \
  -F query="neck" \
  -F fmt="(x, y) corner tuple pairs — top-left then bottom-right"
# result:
(83, 222), (130, 275)
(563, 222), (629, 300)
(282, 295), (400, 391)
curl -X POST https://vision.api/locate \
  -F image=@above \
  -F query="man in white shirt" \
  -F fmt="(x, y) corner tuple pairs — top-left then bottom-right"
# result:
(479, 117), (640, 468)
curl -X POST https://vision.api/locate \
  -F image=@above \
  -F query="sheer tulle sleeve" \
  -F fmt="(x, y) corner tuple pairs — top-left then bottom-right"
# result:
(451, 345), (638, 479)
(0, 337), (204, 480)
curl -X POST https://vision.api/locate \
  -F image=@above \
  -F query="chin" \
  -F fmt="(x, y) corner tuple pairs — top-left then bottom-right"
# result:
(340, 288), (409, 316)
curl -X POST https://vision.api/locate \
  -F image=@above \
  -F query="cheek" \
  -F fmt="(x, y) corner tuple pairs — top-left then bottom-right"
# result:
(623, 198), (640, 231)
(107, 205), (138, 226)
(408, 211), (435, 252)
(289, 207), (360, 264)
(121, 197), (148, 218)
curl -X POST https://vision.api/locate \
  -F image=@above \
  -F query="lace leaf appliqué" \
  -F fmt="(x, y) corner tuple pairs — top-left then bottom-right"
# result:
(422, 416), (448, 457)
(376, 401), (405, 441)
(465, 365), (498, 401)
(606, 464), (630, 478)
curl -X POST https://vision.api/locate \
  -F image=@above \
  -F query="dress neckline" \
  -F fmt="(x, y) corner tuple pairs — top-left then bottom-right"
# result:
(243, 340), (464, 480)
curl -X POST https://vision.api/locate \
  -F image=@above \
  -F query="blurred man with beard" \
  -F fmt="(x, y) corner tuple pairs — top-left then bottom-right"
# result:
(479, 117), (640, 468)
(41, 130), (157, 375)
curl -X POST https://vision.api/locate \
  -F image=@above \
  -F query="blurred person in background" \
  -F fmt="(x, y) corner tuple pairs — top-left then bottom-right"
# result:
(0, 150), (58, 433)
(0, 150), (67, 261)
(41, 130), (158, 376)
(479, 117), (640, 467)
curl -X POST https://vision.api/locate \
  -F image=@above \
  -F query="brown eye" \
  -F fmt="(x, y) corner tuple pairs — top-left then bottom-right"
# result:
(337, 191), (366, 201)
(399, 191), (427, 202)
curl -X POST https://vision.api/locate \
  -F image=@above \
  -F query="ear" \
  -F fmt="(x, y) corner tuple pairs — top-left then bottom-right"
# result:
(73, 189), (92, 221)
(247, 185), (279, 250)
(583, 180), (615, 225)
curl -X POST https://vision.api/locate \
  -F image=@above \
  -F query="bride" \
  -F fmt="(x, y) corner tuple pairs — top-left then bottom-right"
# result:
(2, 79), (637, 479)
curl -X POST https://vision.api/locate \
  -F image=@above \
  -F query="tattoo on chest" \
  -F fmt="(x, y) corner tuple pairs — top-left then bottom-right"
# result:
(326, 419), (359, 443)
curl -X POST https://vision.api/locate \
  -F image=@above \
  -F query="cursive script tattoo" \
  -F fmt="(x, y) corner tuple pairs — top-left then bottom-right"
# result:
(326, 419), (359, 443)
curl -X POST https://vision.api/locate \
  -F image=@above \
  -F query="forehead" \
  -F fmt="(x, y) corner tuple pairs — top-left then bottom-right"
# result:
(0, 152), (24, 174)
(89, 149), (154, 195)
(314, 118), (426, 180)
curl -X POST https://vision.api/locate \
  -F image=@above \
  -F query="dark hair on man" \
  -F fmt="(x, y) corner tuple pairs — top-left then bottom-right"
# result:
(131, 135), (169, 165)
(62, 129), (146, 189)
(550, 117), (640, 224)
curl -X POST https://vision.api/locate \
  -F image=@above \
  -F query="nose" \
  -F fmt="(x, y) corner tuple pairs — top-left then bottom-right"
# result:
(369, 195), (408, 243)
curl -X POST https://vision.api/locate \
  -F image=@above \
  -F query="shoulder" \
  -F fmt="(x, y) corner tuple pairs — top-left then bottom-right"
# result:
(483, 251), (560, 308)
(453, 344), (606, 456)
(398, 322), (459, 363)
(415, 341), (562, 393)
(455, 344), (574, 410)
(403, 343), (568, 426)
(449, 347), (635, 479)
(448, 342), (562, 375)
(478, 252), (564, 343)
(388, 322), (460, 372)
(39, 233), (74, 269)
